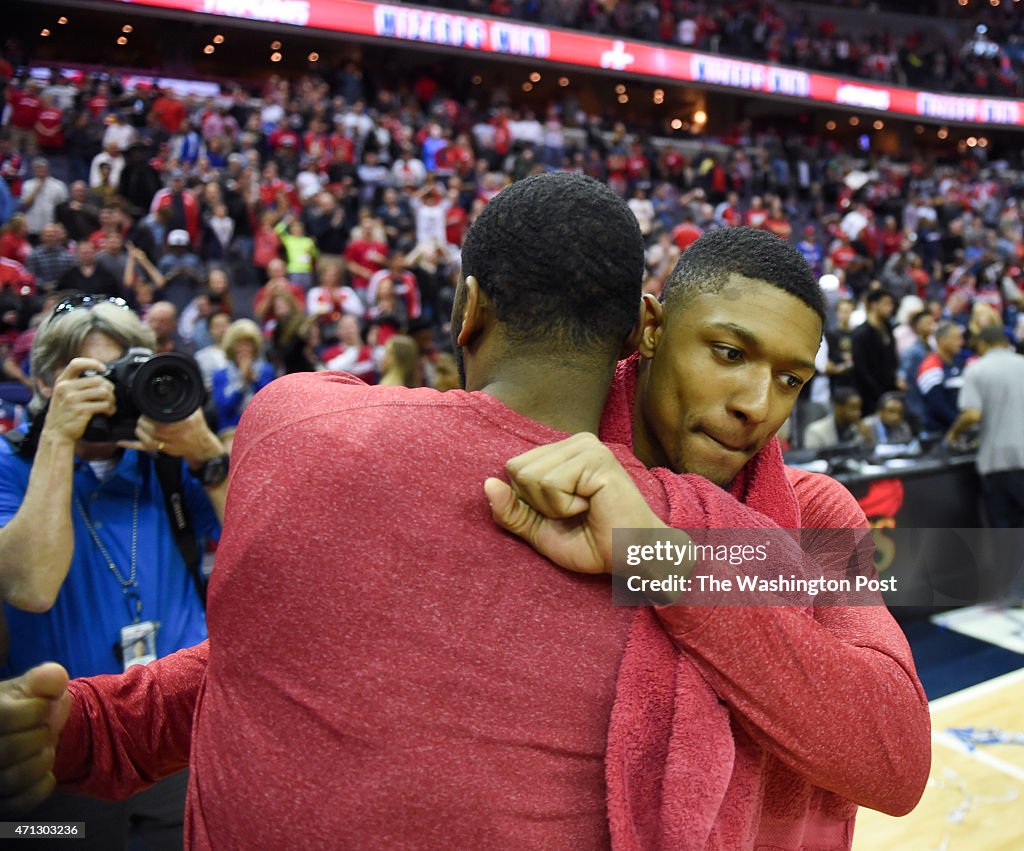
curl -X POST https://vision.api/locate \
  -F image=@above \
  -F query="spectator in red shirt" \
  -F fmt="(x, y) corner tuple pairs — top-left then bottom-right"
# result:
(344, 216), (389, 292)
(7, 81), (42, 155)
(150, 170), (201, 244)
(0, 215), (30, 265)
(671, 213), (703, 253)
(744, 195), (768, 229)
(253, 258), (306, 318)
(86, 82), (111, 120)
(763, 199), (792, 241)
(444, 182), (468, 248)
(0, 137), (24, 198)
(830, 234), (857, 273)
(0, 256), (34, 297)
(32, 95), (65, 154)
(878, 216), (904, 260)
(151, 89), (187, 135)
(320, 313), (375, 382)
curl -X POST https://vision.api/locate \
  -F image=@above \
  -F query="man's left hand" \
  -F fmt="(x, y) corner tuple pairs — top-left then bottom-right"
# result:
(485, 433), (666, 575)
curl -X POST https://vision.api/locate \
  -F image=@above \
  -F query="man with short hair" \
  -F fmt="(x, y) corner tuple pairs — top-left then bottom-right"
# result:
(150, 171), (199, 244)
(24, 224), (74, 291)
(899, 309), (936, 428)
(146, 301), (191, 355)
(56, 240), (122, 298)
(18, 158), (68, 241)
(947, 325), (1024, 527)
(917, 320), (966, 434)
(157, 230), (205, 314)
(89, 141), (126, 191)
(851, 287), (898, 415)
(0, 186), (927, 848)
(804, 387), (867, 449)
(863, 391), (915, 447)
(825, 296), (857, 394)
(55, 180), (100, 243)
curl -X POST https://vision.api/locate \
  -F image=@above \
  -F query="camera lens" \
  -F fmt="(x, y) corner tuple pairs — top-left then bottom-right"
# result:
(130, 353), (204, 422)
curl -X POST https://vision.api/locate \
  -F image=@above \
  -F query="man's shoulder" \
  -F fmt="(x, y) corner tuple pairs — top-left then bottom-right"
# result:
(805, 415), (834, 437)
(240, 373), (453, 430)
(785, 467), (868, 529)
(967, 349), (1024, 382)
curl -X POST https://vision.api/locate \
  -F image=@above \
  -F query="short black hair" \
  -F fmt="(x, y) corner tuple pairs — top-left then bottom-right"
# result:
(865, 288), (895, 307)
(661, 226), (826, 325)
(833, 387), (861, 407)
(460, 172), (644, 352)
(910, 310), (932, 330)
(877, 391), (905, 409)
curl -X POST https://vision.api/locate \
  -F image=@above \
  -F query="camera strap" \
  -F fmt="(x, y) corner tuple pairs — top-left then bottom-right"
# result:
(3, 429), (208, 608)
(153, 452), (207, 609)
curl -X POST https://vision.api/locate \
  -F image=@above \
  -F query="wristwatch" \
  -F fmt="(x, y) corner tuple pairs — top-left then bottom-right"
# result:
(189, 453), (230, 487)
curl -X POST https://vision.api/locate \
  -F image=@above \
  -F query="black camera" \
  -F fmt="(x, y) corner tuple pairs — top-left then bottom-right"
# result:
(82, 348), (204, 442)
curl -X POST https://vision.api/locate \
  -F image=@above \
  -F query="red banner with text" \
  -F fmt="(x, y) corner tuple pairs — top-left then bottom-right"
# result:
(115, 0), (1024, 128)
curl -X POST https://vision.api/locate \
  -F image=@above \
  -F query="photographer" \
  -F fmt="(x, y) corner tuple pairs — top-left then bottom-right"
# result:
(0, 294), (227, 849)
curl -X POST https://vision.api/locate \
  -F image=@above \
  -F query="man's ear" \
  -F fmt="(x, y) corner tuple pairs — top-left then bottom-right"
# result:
(455, 276), (489, 348)
(619, 297), (647, 359)
(635, 294), (665, 361)
(37, 378), (53, 401)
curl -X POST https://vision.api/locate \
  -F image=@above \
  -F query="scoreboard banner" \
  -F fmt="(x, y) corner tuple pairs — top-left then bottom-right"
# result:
(116, 0), (1024, 128)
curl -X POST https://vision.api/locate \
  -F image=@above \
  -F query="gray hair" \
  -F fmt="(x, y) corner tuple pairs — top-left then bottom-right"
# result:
(30, 303), (156, 415)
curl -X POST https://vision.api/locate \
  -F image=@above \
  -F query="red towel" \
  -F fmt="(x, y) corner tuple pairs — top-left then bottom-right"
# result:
(600, 355), (802, 850)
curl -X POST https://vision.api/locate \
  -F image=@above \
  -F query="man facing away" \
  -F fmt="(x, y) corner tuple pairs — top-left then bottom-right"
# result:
(0, 185), (929, 849)
(947, 324), (1024, 527)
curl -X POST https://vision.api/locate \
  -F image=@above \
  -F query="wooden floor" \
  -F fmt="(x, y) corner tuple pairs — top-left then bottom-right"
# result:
(854, 667), (1024, 851)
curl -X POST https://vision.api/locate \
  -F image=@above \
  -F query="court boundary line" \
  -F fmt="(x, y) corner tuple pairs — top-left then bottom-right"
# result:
(928, 667), (1024, 714)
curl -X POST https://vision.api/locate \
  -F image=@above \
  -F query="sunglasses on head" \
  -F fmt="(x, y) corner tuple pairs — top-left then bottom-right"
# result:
(50, 293), (131, 322)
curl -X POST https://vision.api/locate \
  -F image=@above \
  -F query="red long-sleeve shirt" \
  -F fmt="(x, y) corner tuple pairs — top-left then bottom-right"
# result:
(55, 373), (928, 849)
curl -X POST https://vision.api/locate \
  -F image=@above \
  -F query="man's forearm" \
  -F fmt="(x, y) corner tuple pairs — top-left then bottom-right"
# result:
(57, 642), (209, 798)
(947, 408), (981, 443)
(0, 435), (76, 612)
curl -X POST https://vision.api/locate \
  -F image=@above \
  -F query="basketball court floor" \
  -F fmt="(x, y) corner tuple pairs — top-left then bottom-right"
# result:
(853, 607), (1024, 850)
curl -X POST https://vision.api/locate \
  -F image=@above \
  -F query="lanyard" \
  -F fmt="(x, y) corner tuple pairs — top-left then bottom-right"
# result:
(74, 483), (142, 623)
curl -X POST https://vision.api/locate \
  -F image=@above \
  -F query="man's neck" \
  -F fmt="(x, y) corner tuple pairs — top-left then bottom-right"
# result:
(473, 358), (615, 435)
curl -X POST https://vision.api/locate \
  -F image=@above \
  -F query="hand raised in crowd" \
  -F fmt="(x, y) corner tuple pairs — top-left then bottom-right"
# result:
(235, 346), (256, 383)
(485, 432), (667, 575)
(0, 663), (70, 816)
(40, 358), (117, 446)
(118, 407), (224, 467)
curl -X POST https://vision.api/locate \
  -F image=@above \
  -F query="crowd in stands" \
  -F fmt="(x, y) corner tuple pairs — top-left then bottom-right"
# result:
(424, 0), (1024, 97)
(1, 60), (1023, 451)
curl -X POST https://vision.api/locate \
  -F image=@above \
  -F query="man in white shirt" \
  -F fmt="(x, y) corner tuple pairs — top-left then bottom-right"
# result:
(89, 142), (126, 191)
(18, 158), (69, 240)
(410, 181), (452, 247)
